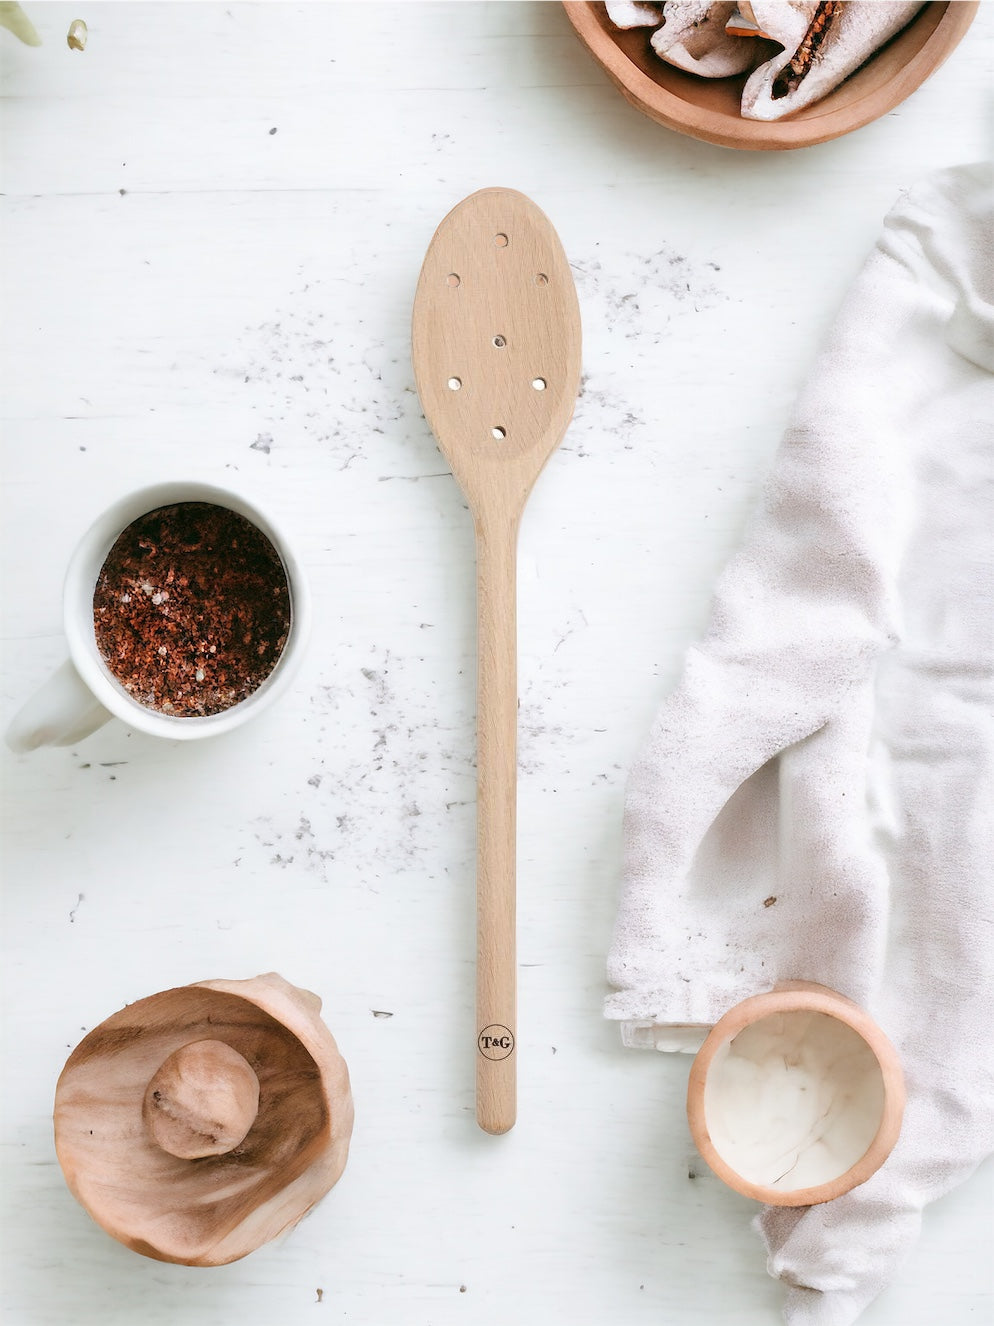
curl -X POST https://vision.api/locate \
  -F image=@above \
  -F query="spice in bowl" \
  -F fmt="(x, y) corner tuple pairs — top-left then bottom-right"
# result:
(92, 502), (291, 717)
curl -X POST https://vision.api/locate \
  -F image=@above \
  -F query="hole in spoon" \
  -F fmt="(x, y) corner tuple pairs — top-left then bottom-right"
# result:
(494, 233), (508, 248)
(492, 335), (506, 348)
(535, 273), (549, 286)
(446, 273), (461, 288)
(532, 377), (546, 391)
(447, 377), (461, 391)
(491, 427), (506, 441)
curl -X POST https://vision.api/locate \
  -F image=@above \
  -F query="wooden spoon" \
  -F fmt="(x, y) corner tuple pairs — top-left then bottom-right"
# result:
(412, 188), (581, 1134)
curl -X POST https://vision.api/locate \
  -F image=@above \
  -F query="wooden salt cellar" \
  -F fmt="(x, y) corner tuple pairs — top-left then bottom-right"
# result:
(54, 973), (353, 1265)
(562, 2), (979, 151)
(686, 981), (904, 1206)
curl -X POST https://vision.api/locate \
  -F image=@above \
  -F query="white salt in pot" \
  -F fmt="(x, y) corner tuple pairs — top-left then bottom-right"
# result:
(686, 981), (904, 1206)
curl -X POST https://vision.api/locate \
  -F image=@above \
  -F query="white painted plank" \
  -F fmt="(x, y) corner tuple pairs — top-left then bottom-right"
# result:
(2, 4), (991, 1324)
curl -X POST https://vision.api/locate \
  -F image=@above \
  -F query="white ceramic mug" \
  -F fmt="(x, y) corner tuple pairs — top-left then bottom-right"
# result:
(5, 482), (311, 752)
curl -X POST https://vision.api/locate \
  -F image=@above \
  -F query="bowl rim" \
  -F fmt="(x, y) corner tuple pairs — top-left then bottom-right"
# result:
(686, 981), (905, 1206)
(562, 1), (979, 151)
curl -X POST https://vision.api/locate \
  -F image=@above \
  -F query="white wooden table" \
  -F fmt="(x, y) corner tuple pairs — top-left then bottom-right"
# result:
(2, 4), (991, 1323)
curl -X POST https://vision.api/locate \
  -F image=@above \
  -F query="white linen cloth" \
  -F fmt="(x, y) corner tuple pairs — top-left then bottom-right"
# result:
(606, 163), (993, 1324)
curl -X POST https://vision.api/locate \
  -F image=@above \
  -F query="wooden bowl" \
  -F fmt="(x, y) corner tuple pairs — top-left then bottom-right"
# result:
(562, 2), (979, 150)
(686, 983), (904, 1206)
(54, 974), (354, 1265)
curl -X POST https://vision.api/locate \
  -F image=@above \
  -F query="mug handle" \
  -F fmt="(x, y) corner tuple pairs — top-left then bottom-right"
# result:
(5, 659), (112, 752)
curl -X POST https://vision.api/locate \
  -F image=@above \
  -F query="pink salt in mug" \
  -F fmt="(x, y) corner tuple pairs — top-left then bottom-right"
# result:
(5, 481), (310, 751)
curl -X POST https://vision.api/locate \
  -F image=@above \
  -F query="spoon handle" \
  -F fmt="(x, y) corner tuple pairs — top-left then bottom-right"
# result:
(474, 511), (519, 1135)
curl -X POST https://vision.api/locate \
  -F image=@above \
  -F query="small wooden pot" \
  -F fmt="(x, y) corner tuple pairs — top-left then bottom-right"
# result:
(686, 982), (904, 1206)
(563, 2), (978, 151)
(54, 973), (354, 1265)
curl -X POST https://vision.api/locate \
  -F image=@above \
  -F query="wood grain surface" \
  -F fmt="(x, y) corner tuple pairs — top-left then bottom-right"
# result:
(54, 974), (353, 1266)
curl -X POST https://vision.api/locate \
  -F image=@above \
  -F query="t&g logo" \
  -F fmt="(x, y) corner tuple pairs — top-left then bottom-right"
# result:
(477, 1024), (515, 1060)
